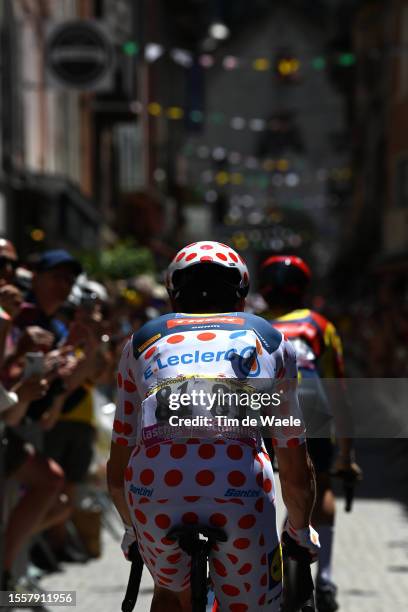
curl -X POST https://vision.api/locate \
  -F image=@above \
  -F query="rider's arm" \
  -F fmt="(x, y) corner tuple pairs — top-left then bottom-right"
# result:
(275, 443), (316, 529)
(107, 337), (139, 526)
(321, 323), (360, 472)
(107, 442), (133, 526)
(273, 337), (316, 528)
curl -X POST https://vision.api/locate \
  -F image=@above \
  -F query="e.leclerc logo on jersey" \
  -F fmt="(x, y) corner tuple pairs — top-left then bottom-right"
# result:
(143, 345), (260, 379)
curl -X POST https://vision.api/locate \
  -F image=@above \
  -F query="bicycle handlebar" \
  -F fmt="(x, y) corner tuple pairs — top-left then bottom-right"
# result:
(331, 469), (359, 512)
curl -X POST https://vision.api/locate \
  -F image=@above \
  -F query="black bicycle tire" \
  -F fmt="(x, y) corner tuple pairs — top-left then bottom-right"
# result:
(282, 555), (299, 612)
(121, 543), (144, 612)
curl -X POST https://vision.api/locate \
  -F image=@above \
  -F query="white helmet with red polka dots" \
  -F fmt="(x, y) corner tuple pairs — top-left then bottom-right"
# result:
(166, 241), (249, 299)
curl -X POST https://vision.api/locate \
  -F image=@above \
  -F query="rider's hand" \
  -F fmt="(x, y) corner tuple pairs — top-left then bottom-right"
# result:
(333, 457), (363, 481)
(283, 519), (320, 562)
(121, 523), (137, 561)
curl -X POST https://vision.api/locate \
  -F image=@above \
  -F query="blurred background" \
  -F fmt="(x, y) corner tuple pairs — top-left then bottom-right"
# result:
(2, 0), (408, 376)
(0, 1), (407, 611)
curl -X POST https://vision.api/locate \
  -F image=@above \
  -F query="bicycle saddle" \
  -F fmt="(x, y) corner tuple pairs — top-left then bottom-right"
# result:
(167, 524), (228, 554)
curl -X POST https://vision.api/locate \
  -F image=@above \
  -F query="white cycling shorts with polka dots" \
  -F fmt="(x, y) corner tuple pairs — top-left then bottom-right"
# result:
(125, 439), (283, 611)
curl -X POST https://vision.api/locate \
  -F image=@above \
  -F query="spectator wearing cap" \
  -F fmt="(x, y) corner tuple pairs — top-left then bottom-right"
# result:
(14, 250), (82, 344)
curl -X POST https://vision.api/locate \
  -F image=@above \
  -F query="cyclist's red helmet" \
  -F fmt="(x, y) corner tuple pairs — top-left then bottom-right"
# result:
(166, 241), (249, 306)
(259, 255), (311, 304)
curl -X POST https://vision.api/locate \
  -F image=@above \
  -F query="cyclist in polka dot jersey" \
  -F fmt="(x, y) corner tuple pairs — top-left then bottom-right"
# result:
(107, 242), (319, 612)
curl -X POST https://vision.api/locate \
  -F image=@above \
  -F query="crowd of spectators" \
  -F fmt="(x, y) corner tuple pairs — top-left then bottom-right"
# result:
(0, 238), (169, 593)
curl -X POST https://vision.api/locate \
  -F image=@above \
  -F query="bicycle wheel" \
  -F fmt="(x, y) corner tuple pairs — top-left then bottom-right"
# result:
(282, 556), (315, 612)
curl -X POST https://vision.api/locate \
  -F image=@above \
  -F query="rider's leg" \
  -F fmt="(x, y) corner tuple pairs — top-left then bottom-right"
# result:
(150, 586), (191, 612)
(312, 471), (335, 584)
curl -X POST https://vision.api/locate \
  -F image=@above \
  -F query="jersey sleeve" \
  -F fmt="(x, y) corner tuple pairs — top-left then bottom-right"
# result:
(271, 337), (306, 448)
(112, 338), (141, 447)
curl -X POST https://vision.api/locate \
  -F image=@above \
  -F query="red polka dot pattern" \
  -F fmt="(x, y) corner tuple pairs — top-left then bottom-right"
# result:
(182, 512), (198, 524)
(263, 479), (272, 493)
(195, 470), (215, 486)
(116, 437), (128, 446)
(197, 332), (216, 341)
(140, 469), (154, 485)
(143, 531), (155, 543)
(113, 419), (123, 433)
(227, 445), (243, 460)
(210, 513), (227, 527)
(170, 444), (187, 459)
(213, 558), (227, 577)
(155, 514), (171, 529)
(134, 509), (147, 524)
(233, 538), (250, 550)
(146, 445), (160, 458)
(228, 471), (246, 487)
(124, 380), (137, 393)
(238, 563), (252, 575)
(230, 604), (248, 612)
(161, 567), (178, 575)
(123, 423), (133, 435)
(198, 444), (216, 459)
(144, 346), (156, 360)
(124, 401), (134, 415)
(216, 252), (228, 261)
(238, 515), (256, 530)
(164, 469), (183, 486)
(167, 334), (184, 344)
(222, 584), (240, 596)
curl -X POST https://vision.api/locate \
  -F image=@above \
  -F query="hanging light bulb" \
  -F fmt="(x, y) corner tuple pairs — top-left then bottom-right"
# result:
(209, 22), (230, 41)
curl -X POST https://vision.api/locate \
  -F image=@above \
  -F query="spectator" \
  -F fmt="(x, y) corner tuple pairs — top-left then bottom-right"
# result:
(0, 242), (73, 590)
(42, 279), (111, 561)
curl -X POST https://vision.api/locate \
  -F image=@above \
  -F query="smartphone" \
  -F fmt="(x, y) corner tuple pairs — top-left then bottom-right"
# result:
(23, 352), (45, 379)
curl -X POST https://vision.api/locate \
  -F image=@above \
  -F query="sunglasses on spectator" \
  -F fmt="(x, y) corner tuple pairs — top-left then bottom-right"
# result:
(0, 256), (18, 270)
